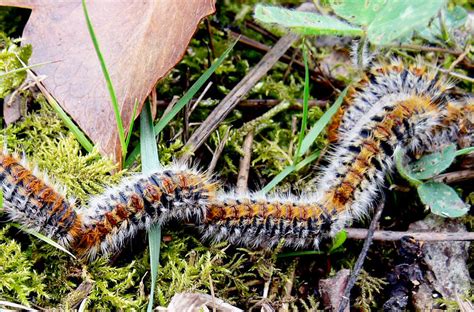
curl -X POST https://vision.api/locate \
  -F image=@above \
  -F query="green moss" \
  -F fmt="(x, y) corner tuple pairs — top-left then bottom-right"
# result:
(0, 34), (31, 99)
(0, 226), (48, 306)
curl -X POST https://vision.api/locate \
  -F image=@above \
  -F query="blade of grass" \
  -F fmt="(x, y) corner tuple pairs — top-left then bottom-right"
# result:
(82, 0), (126, 159)
(17, 57), (94, 152)
(126, 99), (139, 148)
(124, 39), (238, 168)
(293, 43), (310, 163)
(260, 86), (349, 194)
(299, 86), (348, 155)
(260, 151), (320, 194)
(455, 146), (474, 156)
(0, 60), (59, 78)
(140, 101), (161, 312)
(11, 223), (76, 259)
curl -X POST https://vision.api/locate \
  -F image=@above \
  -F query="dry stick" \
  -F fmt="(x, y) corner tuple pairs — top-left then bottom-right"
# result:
(236, 131), (254, 194)
(180, 29), (301, 162)
(389, 44), (464, 56)
(447, 42), (472, 72)
(188, 81), (213, 118)
(228, 30), (320, 81)
(337, 202), (385, 312)
(156, 98), (327, 109)
(207, 127), (231, 173)
(432, 169), (474, 184)
(345, 228), (474, 241)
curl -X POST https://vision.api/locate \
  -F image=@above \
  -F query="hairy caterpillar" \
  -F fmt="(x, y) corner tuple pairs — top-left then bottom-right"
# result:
(1, 62), (472, 260)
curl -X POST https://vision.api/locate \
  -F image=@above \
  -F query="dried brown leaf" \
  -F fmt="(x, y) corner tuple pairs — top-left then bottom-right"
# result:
(0, 0), (216, 165)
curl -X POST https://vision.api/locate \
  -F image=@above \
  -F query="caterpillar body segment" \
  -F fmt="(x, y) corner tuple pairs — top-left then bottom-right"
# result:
(0, 63), (472, 260)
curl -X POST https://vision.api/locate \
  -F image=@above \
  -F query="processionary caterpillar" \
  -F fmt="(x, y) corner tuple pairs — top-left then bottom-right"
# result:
(1, 61), (473, 260)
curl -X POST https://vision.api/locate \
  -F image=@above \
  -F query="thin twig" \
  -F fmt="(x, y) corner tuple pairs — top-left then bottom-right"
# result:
(448, 42), (472, 72)
(389, 44), (463, 56)
(155, 98), (327, 109)
(432, 169), (474, 184)
(337, 202), (385, 312)
(345, 228), (474, 241)
(180, 3), (314, 162)
(188, 81), (213, 118)
(207, 127), (231, 173)
(236, 131), (254, 194)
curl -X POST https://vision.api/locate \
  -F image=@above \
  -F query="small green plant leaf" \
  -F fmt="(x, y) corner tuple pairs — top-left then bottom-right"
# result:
(254, 4), (363, 36)
(124, 39), (238, 168)
(329, 230), (347, 254)
(11, 223), (76, 259)
(418, 5), (468, 42)
(417, 182), (469, 218)
(330, 0), (386, 26)
(278, 250), (324, 258)
(455, 146), (474, 157)
(140, 101), (161, 312)
(82, 0), (126, 159)
(367, 0), (445, 45)
(406, 143), (456, 180)
(394, 146), (423, 187)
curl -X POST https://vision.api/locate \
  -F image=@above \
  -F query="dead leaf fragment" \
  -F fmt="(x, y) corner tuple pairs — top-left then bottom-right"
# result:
(0, 0), (216, 165)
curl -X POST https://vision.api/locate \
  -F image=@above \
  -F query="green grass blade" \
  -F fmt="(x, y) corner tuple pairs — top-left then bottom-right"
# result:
(16, 57), (94, 152)
(0, 60), (58, 78)
(278, 250), (324, 258)
(293, 44), (310, 163)
(124, 39), (238, 168)
(126, 99), (139, 148)
(11, 223), (76, 259)
(299, 86), (348, 155)
(82, 0), (126, 159)
(260, 87), (349, 194)
(455, 146), (474, 156)
(140, 101), (161, 312)
(44, 91), (94, 153)
(260, 151), (320, 194)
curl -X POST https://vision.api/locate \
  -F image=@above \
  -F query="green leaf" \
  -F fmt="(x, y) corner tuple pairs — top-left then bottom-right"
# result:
(418, 5), (468, 42)
(367, 0), (445, 45)
(124, 39), (238, 168)
(330, 0), (386, 26)
(140, 102), (161, 312)
(254, 4), (363, 36)
(417, 182), (469, 218)
(329, 230), (347, 253)
(278, 250), (324, 258)
(299, 86), (348, 156)
(455, 146), (474, 157)
(406, 143), (456, 180)
(11, 223), (76, 259)
(394, 146), (423, 187)
(293, 44), (310, 163)
(82, 0), (126, 159)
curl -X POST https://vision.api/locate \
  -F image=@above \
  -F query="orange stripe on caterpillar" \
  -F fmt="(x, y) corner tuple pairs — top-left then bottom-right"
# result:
(1, 62), (471, 260)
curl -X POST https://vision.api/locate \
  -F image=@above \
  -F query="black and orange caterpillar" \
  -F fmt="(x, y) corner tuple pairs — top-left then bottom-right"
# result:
(2, 61), (473, 260)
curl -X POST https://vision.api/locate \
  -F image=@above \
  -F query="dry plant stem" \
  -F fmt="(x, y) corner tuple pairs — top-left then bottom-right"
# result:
(181, 28), (300, 161)
(157, 95), (179, 126)
(279, 261), (297, 312)
(432, 169), (474, 184)
(337, 202), (385, 312)
(228, 31), (319, 80)
(150, 88), (158, 120)
(236, 131), (254, 194)
(245, 20), (280, 42)
(188, 81), (213, 118)
(346, 228), (474, 241)
(390, 44), (464, 56)
(156, 98), (327, 109)
(447, 42), (471, 72)
(62, 280), (94, 309)
(207, 127), (231, 173)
